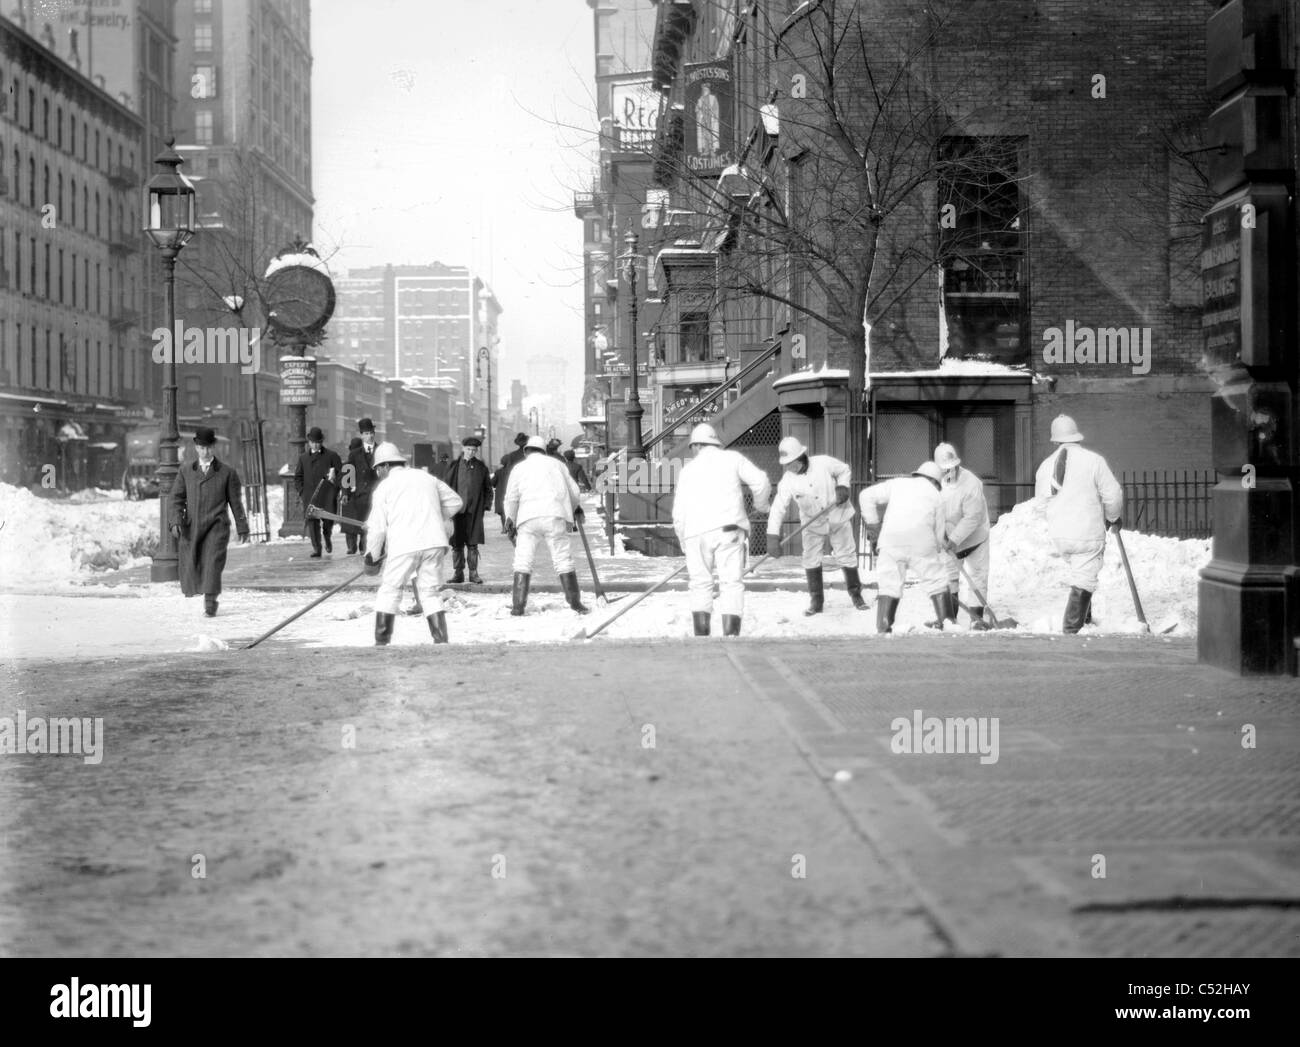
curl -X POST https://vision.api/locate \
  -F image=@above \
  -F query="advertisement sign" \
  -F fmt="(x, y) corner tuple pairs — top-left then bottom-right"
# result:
(683, 60), (735, 176)
(279, 355), (317, 406)
(611, 78), (663, 151)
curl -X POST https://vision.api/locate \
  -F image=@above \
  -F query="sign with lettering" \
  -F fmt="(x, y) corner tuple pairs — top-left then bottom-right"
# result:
(279, 355), (317, 406)
(683, 61), (735, 176)
(611, 78), (663, 151)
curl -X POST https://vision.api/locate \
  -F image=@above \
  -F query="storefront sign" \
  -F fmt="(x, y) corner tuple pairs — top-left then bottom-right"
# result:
(279, 355), (317, 406)
(683, 61), (735, 176)
(611, 78), (663, 150)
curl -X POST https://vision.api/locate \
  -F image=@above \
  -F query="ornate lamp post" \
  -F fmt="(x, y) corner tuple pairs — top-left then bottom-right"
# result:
(143, 138), (196, 583)
(619, 224), (646, 460)
(477, 345), (492, 465)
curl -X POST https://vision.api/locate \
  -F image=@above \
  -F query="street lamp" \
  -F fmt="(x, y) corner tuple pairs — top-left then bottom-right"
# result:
(143, 137), (196, 583)
(619, 224), (646, 460)
(225, 293), (269, 541)
(476, 346), (492, 465)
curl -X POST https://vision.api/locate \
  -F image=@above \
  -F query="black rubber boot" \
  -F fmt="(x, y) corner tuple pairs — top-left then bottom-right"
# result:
(560, 571), (589, 614)
(323, 528), (333, 553)
(204, 595), (218, 617)
(1063, 587), (1089, 634)
(427, 612), (449, 644)
(467, 546), (482, 584)
(843, 567), (867, 609)
(374, 612), (395, 647)
(947, 590), (960, 622)
(803, 567), (824, 616)
(968, 606), (991, 631)
(926, 593), (955, 630)
(876, 595), (899, 634)
(450, 545), (465, 584)
(511, 572), (531, 616)
(692, 611), (711, 636)
(722, 615), (742, 637)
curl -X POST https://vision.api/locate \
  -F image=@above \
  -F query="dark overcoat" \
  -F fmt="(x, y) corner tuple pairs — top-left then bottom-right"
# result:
(170, 458), (249, 597)
(445, 455), (494, 546)
(341, 443), (378, 534)
(493, 448), (527, 517)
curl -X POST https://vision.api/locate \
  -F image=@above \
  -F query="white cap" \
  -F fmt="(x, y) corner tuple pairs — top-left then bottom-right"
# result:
(688, 423), (722, 447)
(911, 461), (943, 483)
(524, 434), (548, 452)
(1049, 414), (1083, 443)
(934, 442), (960, 469)
(777, 436), (807, 465)
(372, 441), (406, 466)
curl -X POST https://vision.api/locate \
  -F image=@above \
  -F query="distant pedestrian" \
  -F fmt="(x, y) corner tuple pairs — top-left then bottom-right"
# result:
(562, 449), (591, 492)
(671, 423), (771, 637)
(546, 437), (564, 460)
(295, 426), (342, 557)
(364, 442), (463, 646)
(765, 436), (865, 615)
(1034, 415), (1122, 634)
(434, 452), (452, 482)
(859, 461), (948, 634)
(935, 442), (992, 630)
(169, 427), (249, 618)
(444, 436), (494, 583)
(503, 435), (588, 615)
(493, 432), (529, 533)
(341, 418), (379, 555)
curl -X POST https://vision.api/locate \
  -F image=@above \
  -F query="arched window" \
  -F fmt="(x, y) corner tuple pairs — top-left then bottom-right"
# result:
(95, 130), (100, 169)
(69, 178), (76, 226)
(42, 97), (49, 139)
(26, 88), (34, 131)
(81, 185), (87, 231)
(11, 148), (18, 200)
(56, 172), (62, 219)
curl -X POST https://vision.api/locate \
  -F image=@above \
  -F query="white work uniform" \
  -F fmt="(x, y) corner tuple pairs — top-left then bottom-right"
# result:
(366, 466), (463, 616)
(859, 475), (947, 600)
(1034, 444), (1123, 591)
(767, 454), (857, 569)
(672, 445), (771, 617)
(941, 466), (992, 604)
(504, 452), (582, 575)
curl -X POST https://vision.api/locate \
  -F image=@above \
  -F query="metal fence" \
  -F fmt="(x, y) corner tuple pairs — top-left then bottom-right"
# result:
(239, 419), (271, 542)
(1120, 470), (1214, 540)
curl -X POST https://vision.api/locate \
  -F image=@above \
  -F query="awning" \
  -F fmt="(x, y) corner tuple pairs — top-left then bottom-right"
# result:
(57, 421), (89, 441)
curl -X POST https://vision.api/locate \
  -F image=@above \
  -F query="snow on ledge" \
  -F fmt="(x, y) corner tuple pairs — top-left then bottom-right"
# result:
(772, 365), (851, 388)
(264, 250), (331, 280)
(876, 358), (1033, 379)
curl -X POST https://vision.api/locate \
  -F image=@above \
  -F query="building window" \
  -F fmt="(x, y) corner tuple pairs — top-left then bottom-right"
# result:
(184, 375), (203, 411)
(195, 0), (212, 11)
(193, 65), (217, 99)
(195, 110), (214, 145)
(55, 105), (62, 147)
(195, 24), (213, 51)
(678, 311), (710, 363)
(41, 96), (48, 138)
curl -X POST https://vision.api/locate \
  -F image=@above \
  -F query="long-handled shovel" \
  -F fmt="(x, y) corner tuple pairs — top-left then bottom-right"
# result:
(575, 516), (612, 607)
(243, 566), (370, 649)
(572, 503), (835, 642)
(1112, 526), (1150, 633)
(957, 560), (1018, 630)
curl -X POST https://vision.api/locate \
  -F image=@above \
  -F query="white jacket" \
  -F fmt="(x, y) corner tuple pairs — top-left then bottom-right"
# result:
(504, 452), (582, 526)
(941, 466), (990, 552)
(1034, 444), (1123, 544)
(859, 476), (946, 557)
(766, 454), (854, 534)
(367, 466), (463, 558)
(672, 445), (771, 540)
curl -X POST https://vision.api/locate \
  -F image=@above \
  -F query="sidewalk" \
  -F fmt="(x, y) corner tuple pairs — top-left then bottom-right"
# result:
(1, 635), (1296, 956)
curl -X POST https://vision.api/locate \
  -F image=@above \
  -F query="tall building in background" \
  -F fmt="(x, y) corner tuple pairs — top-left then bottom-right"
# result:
(526, 355), (569, 435)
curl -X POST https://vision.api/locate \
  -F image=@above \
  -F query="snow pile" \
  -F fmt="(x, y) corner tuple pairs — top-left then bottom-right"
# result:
(987, 498), (1210, 635)
(878, 358), (1032, 379)
(0, 483), (159, 587)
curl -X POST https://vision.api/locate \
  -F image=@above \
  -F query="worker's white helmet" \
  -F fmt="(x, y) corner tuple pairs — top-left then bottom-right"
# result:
(911, 461), (943, 483)
(524, 435), (547, 452)
(777, 436), (807, 465)
(933, 442), (961, 469)
(372, 441), (406, 466)
(689, 423), (722, 447)
(1049, 414), (1084, 444)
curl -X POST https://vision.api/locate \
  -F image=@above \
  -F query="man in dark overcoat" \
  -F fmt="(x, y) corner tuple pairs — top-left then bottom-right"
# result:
(340, 417), (379, 555)
(170, 427), (250, 617)
(444, 435), (494, 583)
(493, 432), (529, 533)
(295, 426), (343, 557)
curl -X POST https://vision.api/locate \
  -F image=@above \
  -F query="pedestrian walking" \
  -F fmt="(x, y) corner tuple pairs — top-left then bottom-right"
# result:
(341, 418), (379, 555)
(563, 449), (592, 493)
(934, 442), (992, 630)
(364, 442), (463, 647)
(1033, 414), (1123, 634)
(295, 426), (343, 557)
(546, 437), (564, 460)
(444, 436), (494, 583)
(434, 452), (452, 482)
(859, 461), (949, 634)
(493, 432), (529, 534)
(764, 436), (866, 615)
(169, 427), (249, 618)
(503, 435), (588, 616)
(671, 423), (771, 637)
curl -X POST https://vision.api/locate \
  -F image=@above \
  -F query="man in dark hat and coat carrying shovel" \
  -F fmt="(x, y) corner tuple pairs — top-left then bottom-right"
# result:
(170, 427), (249, 617)
(295, 425), (343, 557)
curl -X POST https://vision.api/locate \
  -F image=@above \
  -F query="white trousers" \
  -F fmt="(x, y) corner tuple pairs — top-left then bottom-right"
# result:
(875, 545), (946, 600)
(375, 548), (446, 615)
(944, 539), (990, 605)
(685, 528), (748, 617)
(513, 517), (575, 575)
(800, 516), (858, 570)
(1052, 537), (1105, 591)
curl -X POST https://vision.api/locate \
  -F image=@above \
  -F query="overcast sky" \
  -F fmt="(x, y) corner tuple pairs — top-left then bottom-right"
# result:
(311, 0), (599, 418)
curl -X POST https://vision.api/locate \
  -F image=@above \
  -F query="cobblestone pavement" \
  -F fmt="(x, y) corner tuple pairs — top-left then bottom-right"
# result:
(1, 636), (1295, 957)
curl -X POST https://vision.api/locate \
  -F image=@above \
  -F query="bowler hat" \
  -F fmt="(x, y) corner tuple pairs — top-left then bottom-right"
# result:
(463, 436), (483, 448)
(358, 417), (375, 433)
(514, 432), (528, 447)
(307, 426), (325, 442)
(193, 427), (217, 447)
(348, 437), (363, 450)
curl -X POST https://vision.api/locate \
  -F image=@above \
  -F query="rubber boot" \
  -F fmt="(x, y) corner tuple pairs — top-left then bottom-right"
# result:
(926, 593), (955, 630)
(374, 612), (395, 647)
(876, 595), (899, 634)
(692, 611), (711, 636)
(427, 612), (449, 644)
(511, 572), (531, 616)
(947, 590), (960, 622)
(968, 606), (991, 631)
(1062, 587), (1089, 634)
(722, 614), (742, 637)
(843, 567), (867, 609)
(451, 545), (465, 584)
(560, 571), (589, 614)
(803, 567), (825, 616)
(323, 528), (333, 554)
(1079, 589), (1093, 630)
(204, 595), (218, 617)
(467, 545), (482, 584)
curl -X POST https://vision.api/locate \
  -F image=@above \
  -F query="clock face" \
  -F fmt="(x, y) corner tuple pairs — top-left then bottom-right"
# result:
(265, 266), (335, 334)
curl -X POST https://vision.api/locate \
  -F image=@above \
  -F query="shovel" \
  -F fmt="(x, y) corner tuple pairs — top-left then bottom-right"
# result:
(1112, 526), (1151, 634)
(575, 516), (613, 607)
(958, 560), (1018, 629)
